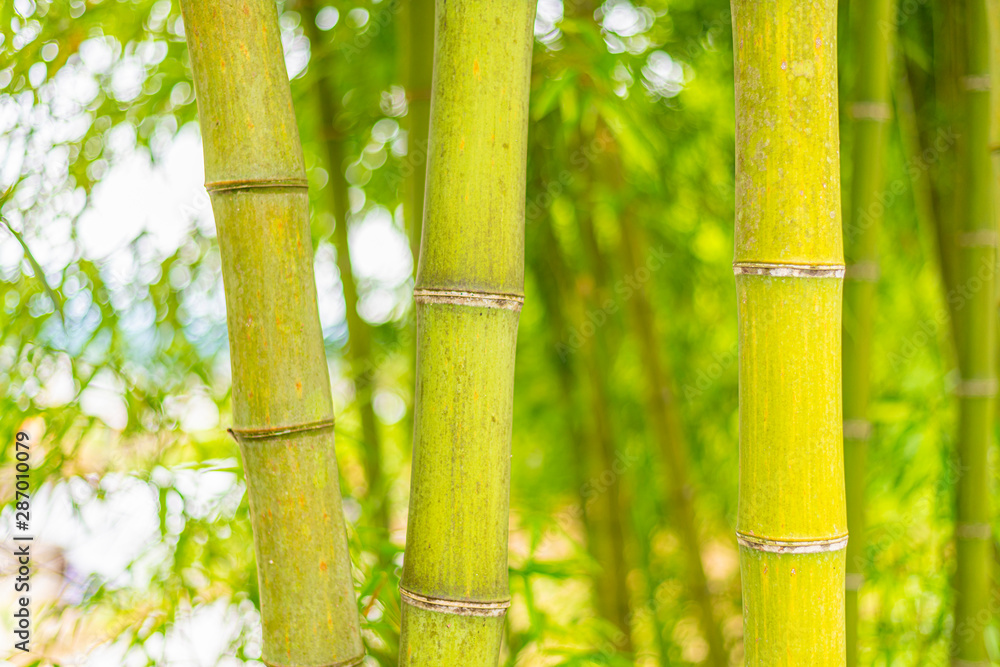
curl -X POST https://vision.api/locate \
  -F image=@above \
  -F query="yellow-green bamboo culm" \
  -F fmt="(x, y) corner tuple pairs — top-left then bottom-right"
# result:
(398, 1), (536, 664)
(841, 0), (895, 664)
(300, 0), (388, 532)
(952, 0), (995, 662)
(731, 1), (847, 664)
(179, 2), (363, 665)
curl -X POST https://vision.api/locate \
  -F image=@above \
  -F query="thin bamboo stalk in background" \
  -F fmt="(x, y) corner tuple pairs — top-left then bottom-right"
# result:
(398, 1), (536, 663)
(533, 210), (641, 655)
(731, 0), (847, 663)
(951, 0), (995, 661)
(180, 2), (363, 665)
(299, 0), (389, 534)
(575, 210), (633, 650)
(841, 0), (896, 664)
(618, 214), (727, 667)
(404, 0), (434, 265)
(896, 59), (954, 334)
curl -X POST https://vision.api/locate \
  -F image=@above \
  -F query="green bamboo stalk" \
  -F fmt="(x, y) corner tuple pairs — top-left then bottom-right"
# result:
(618, 215), (727, 667)
(300, 0), (388, 532)
(841, 0), (896, 664)
(405, 0), (434, 264)
(574, 209), (633, 649)
(533, 215), (634, 652)
(731, 1), (847, 664)
(896, 60), (951, 308)
(398, 2), (536, 664)
(952, 0), (995, 662)
(179, 2), (363, 665)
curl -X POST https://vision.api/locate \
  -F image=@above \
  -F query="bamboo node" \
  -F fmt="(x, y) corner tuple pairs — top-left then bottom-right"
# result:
(414, 289), (525, 311)
(955, 522), (992, 540)
(732, 262), (845, 279)
(845, 573), (865, 591)
(228, 417), (336, 440)
(736, 532), (849, 554)
(263, 655), (365, 667)
(958, 230), (999, 248)
(952, 660), (992, 667)
(955, 378), (999, 397)
(960, 74), (991, 92)
(845, 261), (879, 282)
(849, 101), (892, 122)
(843, 419), (872, 440)
(205, 177), (310, 193)
(399, 586), (511, 617)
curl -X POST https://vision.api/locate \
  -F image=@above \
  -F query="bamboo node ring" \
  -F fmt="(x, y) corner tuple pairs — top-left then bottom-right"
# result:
(955, 378), (999, 397)
(732, 263), (846, 279)
(263, 654), (365, 667)
(849, 101), (892, 122)
(399, 586), (511, 617)
(845, 573), (865, 591)
(960, 74), (991, 92)
(845, 261), (880, 282)
(414, 289), (525, 311)
(843, 419), (872, 440)
(736, 532), (849, 554)
(205, 177), (310, 193)
(955, 522), (992, 540)
(958, 230), (999, 247)
(228, 417), (336, 441)
(952, 660), (992, 667)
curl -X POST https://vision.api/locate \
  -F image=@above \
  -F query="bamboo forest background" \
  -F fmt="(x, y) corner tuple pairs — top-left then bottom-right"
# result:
(0, 0), (984, 665)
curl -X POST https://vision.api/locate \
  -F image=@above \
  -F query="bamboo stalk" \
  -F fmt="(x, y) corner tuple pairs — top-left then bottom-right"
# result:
(575, 211), (633, 650)
(405, 0), (434, 264)
(841, 0), (896, 664)
(179, 2), (363, 665)
(398, 1), (536, 664)
(300, 0), (388, 532)
(952, 0), (995, 662)
(618, 214), (727, 667)
(731, 1), (847, 663)
(535, 218), (618, 620)
(533, 214), (636, 653)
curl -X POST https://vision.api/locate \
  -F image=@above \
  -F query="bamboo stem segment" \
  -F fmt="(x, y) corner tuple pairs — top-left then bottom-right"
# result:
(180, 2), (363, 665)
(841, 0), (896, 664)
(731, 1), (847, 663)
(952, 0), (995, 661)
(398, 1), (536, 664)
